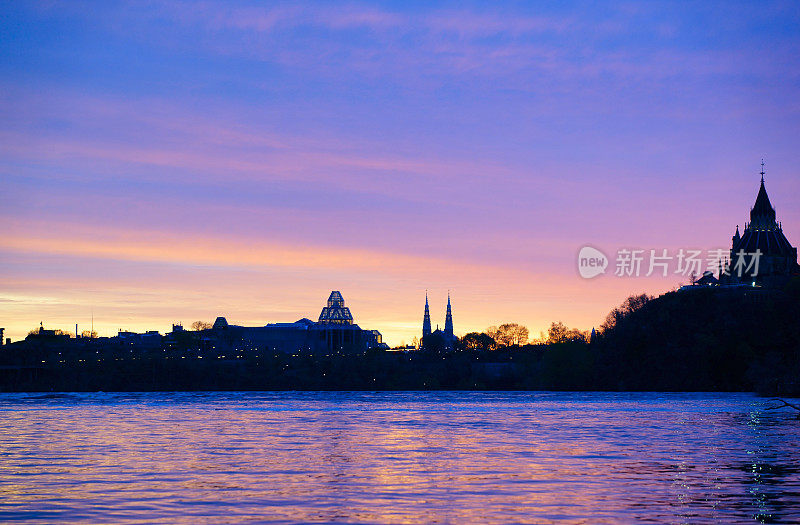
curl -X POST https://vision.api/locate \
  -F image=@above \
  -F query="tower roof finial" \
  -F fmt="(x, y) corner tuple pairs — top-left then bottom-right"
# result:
(760, 158), (765, 183)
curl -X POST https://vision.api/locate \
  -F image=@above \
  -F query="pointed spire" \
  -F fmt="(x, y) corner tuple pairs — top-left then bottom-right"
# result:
(444, 291), (454, 338)
(750, 161), (776, 230)
(422, 291), (432, 338)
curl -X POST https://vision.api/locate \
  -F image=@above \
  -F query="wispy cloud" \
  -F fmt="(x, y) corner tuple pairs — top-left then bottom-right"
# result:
(0, 217), (526, 279)
(0, 89), (526, 200)
(2, 1), (799, 345)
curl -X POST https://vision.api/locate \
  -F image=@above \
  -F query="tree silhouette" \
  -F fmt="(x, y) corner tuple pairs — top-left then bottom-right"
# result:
(600, 293), (653, 332)
(547, 321), (587, 344)
(461, 332), (497, 351)
(488, 323), (529, 347)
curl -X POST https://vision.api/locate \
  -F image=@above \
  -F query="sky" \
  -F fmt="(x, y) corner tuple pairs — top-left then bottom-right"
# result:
(1, 1), (799, 345)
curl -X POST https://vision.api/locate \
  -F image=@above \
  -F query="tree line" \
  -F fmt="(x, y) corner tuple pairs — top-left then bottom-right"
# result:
(6, 277), (799, 394)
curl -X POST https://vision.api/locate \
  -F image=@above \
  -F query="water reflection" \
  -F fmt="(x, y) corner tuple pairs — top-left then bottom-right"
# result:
(0, 392), (798, 523)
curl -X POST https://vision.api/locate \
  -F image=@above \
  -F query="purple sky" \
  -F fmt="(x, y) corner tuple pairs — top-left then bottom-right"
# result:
(1, 1), (799, 344)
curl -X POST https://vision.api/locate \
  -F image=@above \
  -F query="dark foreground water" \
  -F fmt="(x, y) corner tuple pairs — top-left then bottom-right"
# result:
(0, 392), (799, 524)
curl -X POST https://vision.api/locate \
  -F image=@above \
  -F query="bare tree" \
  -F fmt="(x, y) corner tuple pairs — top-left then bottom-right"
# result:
(191, 321), (212, 331)
(546, 321), (588, 344)
(488, 323), (529, 347)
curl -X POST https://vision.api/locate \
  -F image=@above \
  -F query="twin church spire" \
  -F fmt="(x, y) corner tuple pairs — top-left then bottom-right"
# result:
(422, 292), (454, 340)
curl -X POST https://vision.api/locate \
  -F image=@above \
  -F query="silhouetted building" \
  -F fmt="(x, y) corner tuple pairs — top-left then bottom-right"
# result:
(725, 164), (799, 287)
(318, 291), (354, 325)
(210, 291), (386, 354)
(421, 293), (457, 350)
(314, 291), (377, 352)
(24, 323), (70, 342)
(695, 271), (720, 287)
(444, 294), (454, 339)
(0, 328), (4, 346)
(422, 294), (432, 338)
(117, 330), (162, 348)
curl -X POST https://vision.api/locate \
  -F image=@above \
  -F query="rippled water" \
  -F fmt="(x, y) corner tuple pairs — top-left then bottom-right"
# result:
(1, 392), (799, 523)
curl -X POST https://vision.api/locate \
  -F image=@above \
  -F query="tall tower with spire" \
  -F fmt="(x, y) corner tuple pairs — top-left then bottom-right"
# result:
(727, 160), (799, 286)
(422, 293), (432, 338)
(444, 293), (453, 338)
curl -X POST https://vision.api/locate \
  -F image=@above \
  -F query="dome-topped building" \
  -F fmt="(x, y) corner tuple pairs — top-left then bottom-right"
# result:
(725, 163), (799, 286)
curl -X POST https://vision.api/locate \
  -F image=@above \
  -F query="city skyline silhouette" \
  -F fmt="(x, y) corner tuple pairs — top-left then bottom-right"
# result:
(1, 2), (799, 346)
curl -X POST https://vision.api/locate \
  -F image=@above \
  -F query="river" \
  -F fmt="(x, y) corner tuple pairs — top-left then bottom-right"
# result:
(1, 392), (798, 523)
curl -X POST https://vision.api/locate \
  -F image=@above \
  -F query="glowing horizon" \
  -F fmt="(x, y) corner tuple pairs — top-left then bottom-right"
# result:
(2, 2), (799, 345)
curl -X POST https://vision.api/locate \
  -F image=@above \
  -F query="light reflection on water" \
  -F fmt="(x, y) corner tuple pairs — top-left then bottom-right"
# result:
(0, 392), (798, 523)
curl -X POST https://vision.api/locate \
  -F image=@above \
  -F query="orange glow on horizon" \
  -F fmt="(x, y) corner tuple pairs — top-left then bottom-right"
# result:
(0, 220), (684, 346)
